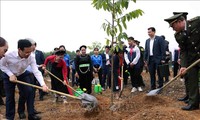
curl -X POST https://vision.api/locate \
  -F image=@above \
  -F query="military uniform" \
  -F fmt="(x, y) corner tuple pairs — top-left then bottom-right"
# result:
(165, 13), (200, 110)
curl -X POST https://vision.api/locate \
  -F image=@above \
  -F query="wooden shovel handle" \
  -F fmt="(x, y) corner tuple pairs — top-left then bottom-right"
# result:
(162, 58), (200, 89)
(45, 69), (77, 91)
(15, 80), (79, 100)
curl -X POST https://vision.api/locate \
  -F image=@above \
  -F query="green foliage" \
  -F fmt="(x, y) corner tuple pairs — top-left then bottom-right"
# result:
(87, 41), (103, 52)
(43, 51), (52, 59)
(92, 0), (143, 52)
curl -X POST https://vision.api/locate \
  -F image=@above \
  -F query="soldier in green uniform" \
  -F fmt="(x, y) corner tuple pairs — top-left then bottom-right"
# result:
(164, 13), (200, 110)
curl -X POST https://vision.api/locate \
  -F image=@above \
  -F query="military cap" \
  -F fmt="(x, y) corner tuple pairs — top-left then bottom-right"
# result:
(164, 13), (185, 26)
(173, 12), (188, 19)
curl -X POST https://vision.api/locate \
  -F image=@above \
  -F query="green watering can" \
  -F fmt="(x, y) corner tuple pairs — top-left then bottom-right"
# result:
(94, 84), (102, 94)
(74, 88), (84, 97)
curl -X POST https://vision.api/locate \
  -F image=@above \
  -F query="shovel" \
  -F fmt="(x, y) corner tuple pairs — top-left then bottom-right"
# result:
(118, 65), (124, 98)
(15, 80), (98, 111)
(147, 58), (200, 96)
(45, 69), (98, 110)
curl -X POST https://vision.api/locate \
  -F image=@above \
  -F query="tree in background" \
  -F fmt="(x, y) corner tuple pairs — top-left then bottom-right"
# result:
(87, 41), (104, 55)
(92, 0), (143, 106)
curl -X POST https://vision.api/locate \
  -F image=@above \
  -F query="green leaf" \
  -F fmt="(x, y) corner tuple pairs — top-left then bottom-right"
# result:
(125, 1), (129, 9)
(116, 46), (119, 52)
(122, 17), (127, 29)
(114, 27), (117, 34)
(106, 38), (110, 46)
(118, 24), (122, 33)
(106, 25), (110, 36)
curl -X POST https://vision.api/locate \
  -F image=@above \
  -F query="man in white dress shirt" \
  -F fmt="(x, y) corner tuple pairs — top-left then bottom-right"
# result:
(0, 39), (48, 120)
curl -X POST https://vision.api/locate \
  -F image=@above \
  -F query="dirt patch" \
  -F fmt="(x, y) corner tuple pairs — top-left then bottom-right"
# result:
(0, 71), (200, 120)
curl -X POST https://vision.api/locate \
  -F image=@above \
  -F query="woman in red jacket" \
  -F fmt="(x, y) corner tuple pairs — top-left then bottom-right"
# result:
(43, 50), (72, 103)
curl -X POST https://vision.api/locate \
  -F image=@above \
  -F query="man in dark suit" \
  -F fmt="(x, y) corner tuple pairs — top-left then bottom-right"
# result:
(101, 46), (111, 89)
(165, 12), (200, 110)
(144, 27), (165, 90)
(32, 41), (46, 100)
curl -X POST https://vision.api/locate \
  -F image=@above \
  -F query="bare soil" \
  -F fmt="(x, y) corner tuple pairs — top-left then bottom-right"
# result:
(1, 71), (200, 120)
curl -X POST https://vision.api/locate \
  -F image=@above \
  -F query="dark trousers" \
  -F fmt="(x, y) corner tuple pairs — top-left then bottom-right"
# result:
(185, 66), (199, 106)
(94, 65), (103, 87)
(72, 69), (78, 87)
(123, 65), (129, 85)
(102, 65), (111, 88)
(129, 67), (142, 88)
(79, 72), (92, 94)
(3, 71), (34, 120)
(173, 61), (179, 77)
(0, 80), (5, 97)
(0, 80), (5, 104)
(67, 66), (70, 80)
(18, 73), (43, 114)
(138, 66), (145, 87)
(148, 57), (163, 89)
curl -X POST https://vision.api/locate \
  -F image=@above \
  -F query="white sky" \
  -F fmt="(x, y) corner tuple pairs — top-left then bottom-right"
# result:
(1, 1), (200, 53)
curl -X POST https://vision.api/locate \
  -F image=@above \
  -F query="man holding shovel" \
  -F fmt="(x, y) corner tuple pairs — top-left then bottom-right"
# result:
(0, 39), (48, 120)
(164, 13), (200, 110)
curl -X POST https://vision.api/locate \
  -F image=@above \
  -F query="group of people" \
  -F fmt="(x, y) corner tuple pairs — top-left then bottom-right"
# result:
(0, 11), (199, 120)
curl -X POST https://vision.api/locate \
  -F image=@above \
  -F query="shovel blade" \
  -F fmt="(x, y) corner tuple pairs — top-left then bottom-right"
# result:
(79, 93), (98, 111)
(146, 88), (161, 96)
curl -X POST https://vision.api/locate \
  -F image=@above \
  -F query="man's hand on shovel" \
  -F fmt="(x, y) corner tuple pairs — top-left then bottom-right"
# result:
(179, 67), (187, 76)
(63, 80), (67, 85)
(9, 75), (17, 82)
(42, 84), (49, 92)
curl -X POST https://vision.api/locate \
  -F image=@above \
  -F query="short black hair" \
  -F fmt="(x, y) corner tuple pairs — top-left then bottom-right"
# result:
(76, 49), (80, 53)
(114, 48), (124, 55)
(148, 27), (156, 32)
(59, 45), (66, 50)
(54, 47), (59, 51)
(18, 39), (32, 51)
(55, 50), (66, 56)
(128, 37), (134, 41)
(0, 37), (7, 47)
(105, 45), (110, 49)
(79, 45), (87, 50)
(93, 47), (99, 51)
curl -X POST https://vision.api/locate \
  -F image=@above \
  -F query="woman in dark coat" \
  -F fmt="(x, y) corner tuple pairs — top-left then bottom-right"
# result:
(75, 45), (93, 94)
(113, 49), (124, 99)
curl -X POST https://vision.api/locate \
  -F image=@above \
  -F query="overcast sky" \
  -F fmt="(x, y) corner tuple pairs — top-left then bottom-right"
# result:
(1, 0), (200, 53)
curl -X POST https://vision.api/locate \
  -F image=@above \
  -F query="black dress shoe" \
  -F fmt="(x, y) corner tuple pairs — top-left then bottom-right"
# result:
(0, 98), (4, 105)
(39, 96), (43, 101)
(28, 114), (41, 120)
(178, 95), (189, 101)
(19, 113), (26, 119)
(0, 101), (5, 105)
(34, 110), (41, 114)
(184, 99), (189, 104)
(181, 104), (199, 111)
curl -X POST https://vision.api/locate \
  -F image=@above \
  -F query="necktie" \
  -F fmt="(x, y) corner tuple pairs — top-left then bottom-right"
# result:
(130, 48), (133, 56)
